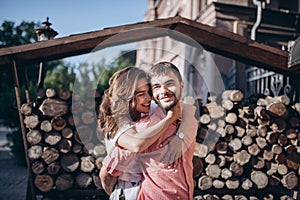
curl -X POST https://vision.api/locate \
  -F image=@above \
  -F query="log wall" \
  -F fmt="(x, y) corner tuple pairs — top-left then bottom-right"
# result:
(21, 88), (108, 199)
(21, 88), (299, 199)
(193, 90), (299, 200)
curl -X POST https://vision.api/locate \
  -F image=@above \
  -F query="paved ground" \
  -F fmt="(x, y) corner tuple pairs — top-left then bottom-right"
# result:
(0, 126), (28, 200)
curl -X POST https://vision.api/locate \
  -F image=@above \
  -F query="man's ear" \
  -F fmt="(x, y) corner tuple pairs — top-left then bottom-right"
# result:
(181, 81), (184, 90)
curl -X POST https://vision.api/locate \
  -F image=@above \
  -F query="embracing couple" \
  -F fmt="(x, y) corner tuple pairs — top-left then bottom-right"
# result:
(98, 62), (198, 200)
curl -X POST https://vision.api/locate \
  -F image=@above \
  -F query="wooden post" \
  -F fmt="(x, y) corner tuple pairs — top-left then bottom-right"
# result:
(24, 67), (31, 103)
(37, 62), (45, 89)
(290, 74), (300, 103)
(12, 60), (36, 200)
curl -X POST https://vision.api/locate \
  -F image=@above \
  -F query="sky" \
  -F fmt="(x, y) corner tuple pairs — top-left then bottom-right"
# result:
(1, 0), (148, 37)
(0, 0), (148, 64)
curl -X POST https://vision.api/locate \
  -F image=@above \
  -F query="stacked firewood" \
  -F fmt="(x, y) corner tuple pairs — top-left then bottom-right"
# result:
(20, 87), (299, 199)
(193, 90), (299, 200)
(21, 88), (106, 193)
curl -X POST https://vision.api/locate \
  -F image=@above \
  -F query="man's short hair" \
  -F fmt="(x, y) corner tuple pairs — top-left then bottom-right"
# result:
(148, 62), (182, 82)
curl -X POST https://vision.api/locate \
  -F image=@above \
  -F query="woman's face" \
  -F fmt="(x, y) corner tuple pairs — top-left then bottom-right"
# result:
(134, 78), (152, 113)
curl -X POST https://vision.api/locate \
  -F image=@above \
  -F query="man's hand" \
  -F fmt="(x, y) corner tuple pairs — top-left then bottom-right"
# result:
(160, 134), (183, 168)
(160, 102), (197, 168)
(182, 103), (196, 119)
(99, 167), (118, 195)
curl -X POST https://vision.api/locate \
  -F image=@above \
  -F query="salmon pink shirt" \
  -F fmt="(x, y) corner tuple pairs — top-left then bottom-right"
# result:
(103, 106), (198, 200)
(136, 106), (197, 200)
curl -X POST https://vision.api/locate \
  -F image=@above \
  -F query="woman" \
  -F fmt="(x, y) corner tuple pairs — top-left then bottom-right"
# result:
(98, 66), (182, 199)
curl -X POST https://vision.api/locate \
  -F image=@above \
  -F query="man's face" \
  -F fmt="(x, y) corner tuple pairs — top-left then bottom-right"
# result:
(150, 71), (183, 111)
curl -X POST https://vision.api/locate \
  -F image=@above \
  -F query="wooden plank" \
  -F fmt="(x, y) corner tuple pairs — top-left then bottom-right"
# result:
(0, 16), (293, 74)
(0, 18), (175, 66)
(168, 18), (289, 74)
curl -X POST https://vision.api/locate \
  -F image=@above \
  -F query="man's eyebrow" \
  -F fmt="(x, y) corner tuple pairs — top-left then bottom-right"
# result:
(166, 79), (175, 83)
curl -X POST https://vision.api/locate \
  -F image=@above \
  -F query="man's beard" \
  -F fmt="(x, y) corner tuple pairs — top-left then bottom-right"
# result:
(155, 90), (180, 112)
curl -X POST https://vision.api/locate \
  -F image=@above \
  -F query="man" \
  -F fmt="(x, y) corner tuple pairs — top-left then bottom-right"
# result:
(101, 62), (198, 200)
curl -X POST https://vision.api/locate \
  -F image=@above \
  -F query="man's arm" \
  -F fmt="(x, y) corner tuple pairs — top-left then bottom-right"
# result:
(160, 102), (198, 167)
(99, 166), (118, 195)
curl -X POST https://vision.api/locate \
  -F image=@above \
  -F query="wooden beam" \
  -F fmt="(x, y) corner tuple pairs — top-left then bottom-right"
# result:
(169, 18), (290, 74)
(0, 16), (294, 74)
(0, 18), (176, 66)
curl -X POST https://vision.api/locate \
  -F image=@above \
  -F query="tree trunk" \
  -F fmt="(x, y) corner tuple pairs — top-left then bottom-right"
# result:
(47, 162), (61, 175)
(39, 98), (68, 117)
(55, 173), (74, 191)
(26, 130), (42, 145)
(198, 175), (213, 190)
(51, 117), (67, 131)
(34, 175), (53, 192)
(58, 139), (72, 154)
(58, 88), (72, 100)
(60, 153), (79, 172)
(24, 115), (39, 129)
(46, 88), (56, 98)
(250, 171), (268, 189)
(31, 161), (45, 174)
(41, 147), (59, 164)
(80, 156), (95, 173)
(44, 131), (62, 146)
(61, 127), (73, 139)
(28, 145), (43, 160)
(76, 173), (93, 188)
(21, 102), (32, 115)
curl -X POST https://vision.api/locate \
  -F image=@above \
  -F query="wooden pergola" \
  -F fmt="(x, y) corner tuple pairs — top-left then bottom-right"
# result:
(0, 16), (298, 199)
(0, 16), (297, 74)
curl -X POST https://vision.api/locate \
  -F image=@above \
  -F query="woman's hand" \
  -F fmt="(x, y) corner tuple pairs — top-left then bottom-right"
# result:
(165, 102), (182, 122)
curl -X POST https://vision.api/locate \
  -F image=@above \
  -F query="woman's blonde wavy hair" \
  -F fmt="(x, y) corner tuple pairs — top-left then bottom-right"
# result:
(98, 66), (148, 139)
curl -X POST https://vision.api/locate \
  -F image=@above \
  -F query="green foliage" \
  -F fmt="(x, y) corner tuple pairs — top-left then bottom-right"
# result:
(44, 61), (76, 91)
(0, 20), (39, 127)
(97, 56), (133, 94)
(73, 56), (132, 97)
(0, 21), (68, 125)
(0, 20), (37, 47)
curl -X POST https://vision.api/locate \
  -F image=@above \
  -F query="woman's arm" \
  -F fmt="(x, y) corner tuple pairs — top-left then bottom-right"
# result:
(117, 103), (181, 152)
(99, 167), (118, 195)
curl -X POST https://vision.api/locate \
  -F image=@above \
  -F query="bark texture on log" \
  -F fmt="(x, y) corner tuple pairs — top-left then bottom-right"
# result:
(21, 88), (300, 198)
(76, 173), (93, 188)
(55, 173), (74, 191)
(27, 130), (42, 145)
(60, 153), (79, 172)
(39, 98), (68, 117)
(34, 175), (53, 192)
(195, 91), (300, 198)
